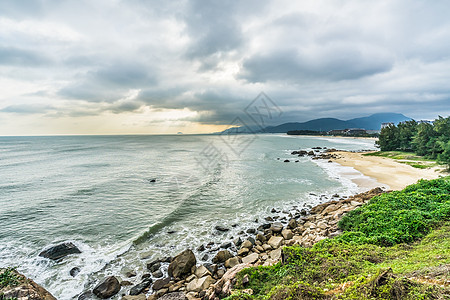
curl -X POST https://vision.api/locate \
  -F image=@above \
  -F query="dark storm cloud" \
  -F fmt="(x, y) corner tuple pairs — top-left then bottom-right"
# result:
(58, 61), (157, 102)
(239, 48), (393, 83)
(1, 0), (450, 133)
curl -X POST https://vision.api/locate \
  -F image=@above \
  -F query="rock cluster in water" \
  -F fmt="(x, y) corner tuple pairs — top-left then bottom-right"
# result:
(78, 187), (385, 300)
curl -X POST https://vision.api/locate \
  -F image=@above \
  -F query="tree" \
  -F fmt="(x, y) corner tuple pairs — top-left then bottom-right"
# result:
(397, 120), (417, 151)
(412, 122), (438, 157)
(438, 141), (450, 170)
(377, 124), (400, 151)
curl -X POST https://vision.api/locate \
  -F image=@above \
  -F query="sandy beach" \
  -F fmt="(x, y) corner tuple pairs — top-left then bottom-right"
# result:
(331, 151), (445, 191)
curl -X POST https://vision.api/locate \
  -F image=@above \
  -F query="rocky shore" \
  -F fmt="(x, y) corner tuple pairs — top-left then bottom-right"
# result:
(75, 187), (386, 300)
(1, 146), (386, 300)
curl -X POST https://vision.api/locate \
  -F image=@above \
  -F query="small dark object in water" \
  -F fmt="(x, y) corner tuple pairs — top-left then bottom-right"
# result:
(149, 179), (156, 183)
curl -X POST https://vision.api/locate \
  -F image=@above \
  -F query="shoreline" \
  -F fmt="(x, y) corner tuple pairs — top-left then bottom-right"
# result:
(330, 151), (444, 191)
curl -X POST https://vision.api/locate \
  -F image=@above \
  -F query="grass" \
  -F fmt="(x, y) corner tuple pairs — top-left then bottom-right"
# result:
(225, 177), (450, 300)
(363, 151), (439, 169)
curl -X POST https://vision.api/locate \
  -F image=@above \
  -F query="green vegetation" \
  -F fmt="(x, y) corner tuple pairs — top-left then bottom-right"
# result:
(377, 116), (450, 169)
(337, 177), (450, 246)
(226, 177), (450, 299)
(0, 268), (20, 289)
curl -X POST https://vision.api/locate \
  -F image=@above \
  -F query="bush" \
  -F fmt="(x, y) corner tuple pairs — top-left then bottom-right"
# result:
(338, 177), (450, 246)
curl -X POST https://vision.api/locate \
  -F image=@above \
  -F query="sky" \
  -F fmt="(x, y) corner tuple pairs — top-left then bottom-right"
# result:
(0, 0), (449, 135)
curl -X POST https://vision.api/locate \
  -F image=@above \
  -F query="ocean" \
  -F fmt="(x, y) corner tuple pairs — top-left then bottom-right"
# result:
(0, 134), (376, 299)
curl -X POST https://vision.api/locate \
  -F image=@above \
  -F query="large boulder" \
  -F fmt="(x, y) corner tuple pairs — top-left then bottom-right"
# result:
(212, 250), (233, 264)
(0, 268), (56, 300)
(158, 292), (188, 300)
(38, 242), (81, 260)
(168, 249), (196, 278)
(92, 276), (120, 299)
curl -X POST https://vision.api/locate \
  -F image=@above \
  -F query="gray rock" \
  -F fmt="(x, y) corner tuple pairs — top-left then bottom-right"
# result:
(212, 250), (232, 264)
(39, 242), (81, 260)
(240, 240), (253, 249)
(246, 228), (256, 234)
(233, 237), (242, 247)
(168, 249), (196, 278)
(204, 263), (218, 275)
(215, 225), (229, 232)
(129, 280), (151, 295)
(224, 257), (240, 269)
(148, 261), (161, 273)
(152, 269), (163, 278)
(288, 218), (297, 229)
(220, 242), (232, 249)
(270, 222), (283, 233)
(78, 291), (94, 300)
(256, 233), (266, 243)
(70, 267), (80, 277)
(153, 277), (171, 290)
(186, 275), (215, 292)
(93, 276), (120, 299)
(158, 292), (188, 300)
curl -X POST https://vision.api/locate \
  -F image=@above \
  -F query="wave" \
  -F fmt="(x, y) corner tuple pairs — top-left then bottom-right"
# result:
(133, 164), (224, 245)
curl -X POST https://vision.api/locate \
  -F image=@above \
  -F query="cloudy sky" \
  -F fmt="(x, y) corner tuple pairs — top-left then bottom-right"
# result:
(1, 0), (449, 135)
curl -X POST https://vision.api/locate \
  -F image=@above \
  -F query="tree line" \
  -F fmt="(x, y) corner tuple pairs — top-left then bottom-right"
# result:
(376, 116), (450, 168)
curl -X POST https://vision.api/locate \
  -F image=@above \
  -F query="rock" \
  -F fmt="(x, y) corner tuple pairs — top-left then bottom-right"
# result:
(201, 254), (209, 261)
(281, 229), (294, 240)
(168, 249), (196, 278)
(147, 259), (162, 270)
(77, 291), (94, 300)
(267, 236), (283, 249)
(195, 265), (211, 278)
(240, 240), (253, 249)
(149, 261), (162, 273)
(121, 281), (133, 286)
(197, 244), (205, 252)
(129, 279), (151, 295)
(70, 267), (80, 277)
(233, 237), (242, 247)
(215, 225), (229, 232)
(212, 250), (232, 264)
(269, 248), (282, 261)
(93, 276), (121, 299)
(270, 222), (283, 233)
(237, 248), (249, 256)
(186, 274), (196, 282)
(204, 263), (218, 275)
(0, 268), (57, 300)
(216, 268), (225, 278)
(246, 228), (256, 234)
(242, 274), (250, 286)
(153, 269), (163, 278)
(224, 256), (240, 269)
(153, 277), (171, 290)
(256, 233), (266, 243)
(283, 159), (290, 162)
(287, 218), (297, 229)
(156, 288), (168, 298)
(123, 295), (147, 300)
(186, 275), (215, 292)
(220, 242), (232, 249)
(213, 263), (251, 296)
(142, 273), (151, 280)
(242, 253), (259, 264)
(158, 292), (188, 300)
(262, 244), (272, 251)
(168, 282), (183, 292)
(38, 242), (81, 260)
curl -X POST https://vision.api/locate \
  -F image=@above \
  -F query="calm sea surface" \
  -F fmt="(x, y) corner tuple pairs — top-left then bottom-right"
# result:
(0, 134), (375, 299)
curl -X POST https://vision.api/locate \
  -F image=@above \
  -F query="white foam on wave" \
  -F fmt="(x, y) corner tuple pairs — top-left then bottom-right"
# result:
(0, 239), (133, 300)
(313, 158), (386, 194)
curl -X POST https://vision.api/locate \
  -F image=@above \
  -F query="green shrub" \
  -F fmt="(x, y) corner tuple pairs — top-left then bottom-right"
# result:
(338, 177), (450, 246)
(0, 268), (20, 289)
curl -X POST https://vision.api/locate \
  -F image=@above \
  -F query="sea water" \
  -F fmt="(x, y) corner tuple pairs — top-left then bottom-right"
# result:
(0, 134), (376, 299)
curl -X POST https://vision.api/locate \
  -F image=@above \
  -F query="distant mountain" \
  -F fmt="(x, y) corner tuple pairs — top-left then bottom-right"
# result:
(217, 113), (410, 134)
(264, 113), (410, 133)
